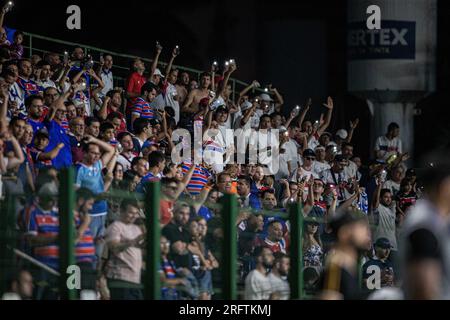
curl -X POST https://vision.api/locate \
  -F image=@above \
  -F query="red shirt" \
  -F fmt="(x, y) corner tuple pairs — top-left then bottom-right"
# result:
(160, 199), (173, 226)
(126, 72), (147, 112)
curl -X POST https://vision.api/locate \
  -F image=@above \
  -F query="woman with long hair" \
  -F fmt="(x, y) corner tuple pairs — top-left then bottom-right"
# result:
(303, 220), (324, 268)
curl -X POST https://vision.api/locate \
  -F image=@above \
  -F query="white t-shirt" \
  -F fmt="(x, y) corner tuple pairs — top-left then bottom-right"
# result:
(165, 83), (180, 124)
(312, 160), (331, 176)
(152, 93), (166, 112)
(37, 79), (57, 90)
(284, 139), (299, 171)
(250, 109), (264, 129)
(244, 269), (272, 300)
(104, 220), (143, 284)
(308, 135), (320, 150)
(289, 166), (318, 183)
(203, 128), (227, 174)
(374, 135), (402, 160)
(9, 82), (25, 113)
(276, 142), (296, 180)
(100, 69), (114, 97)
(267, 273), (290, 300)
(320, 168), (353, 202)
(343, 160), (358, 180)
(250, 130), (278, 175)
(373, 204), (397, 250)
(117, 153), (136, 172)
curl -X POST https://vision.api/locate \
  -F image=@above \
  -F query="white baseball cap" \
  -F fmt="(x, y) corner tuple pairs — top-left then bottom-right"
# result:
(240, 101), (253, 111)
(259, 93), (273, 102)
(153, 68), (164, 77)
(336, 129), (348, 140)
(210, 96), (225, 111)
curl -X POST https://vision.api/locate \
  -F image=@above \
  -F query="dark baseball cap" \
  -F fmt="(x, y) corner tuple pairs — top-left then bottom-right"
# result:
(406, 168), (416, 176)
(216, 105), (228, 113)
(149, 119), (161, 126)
(35, 129), (49, 139)
(375, 237), (393, 249)
(303, 149), (316, 158)
(305, 216), (320, 226)
(334, 154), (346, 162)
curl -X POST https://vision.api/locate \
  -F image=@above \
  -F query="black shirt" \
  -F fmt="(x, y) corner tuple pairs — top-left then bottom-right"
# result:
(162, 222), (191, 244)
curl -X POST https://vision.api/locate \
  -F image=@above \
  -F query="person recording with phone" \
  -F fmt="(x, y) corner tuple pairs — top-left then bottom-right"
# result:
(320, 154), (356, 206)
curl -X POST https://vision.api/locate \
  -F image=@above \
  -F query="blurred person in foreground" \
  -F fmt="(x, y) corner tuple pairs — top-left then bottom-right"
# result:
(400, 155), (450, 300)
(319, 209), (371, 300)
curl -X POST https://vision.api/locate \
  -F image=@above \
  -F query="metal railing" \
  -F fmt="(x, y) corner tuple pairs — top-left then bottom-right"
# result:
(21, 31), (264, 101)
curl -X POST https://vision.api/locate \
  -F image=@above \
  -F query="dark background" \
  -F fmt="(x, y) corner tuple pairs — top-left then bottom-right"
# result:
(4, 0), (450, 163)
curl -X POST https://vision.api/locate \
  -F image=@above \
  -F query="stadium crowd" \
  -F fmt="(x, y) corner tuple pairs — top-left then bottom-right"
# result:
(1, 3), (450, 301)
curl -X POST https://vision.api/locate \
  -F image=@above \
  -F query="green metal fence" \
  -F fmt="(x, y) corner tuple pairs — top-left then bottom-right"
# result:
(0, 172), (311, 300)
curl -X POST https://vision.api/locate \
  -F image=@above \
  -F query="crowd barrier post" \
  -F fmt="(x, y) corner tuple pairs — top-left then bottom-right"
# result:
(289, 202), (304, 300)
(0, 194), (17, 296)
(144, 181), (161, 300)
(221, 193), (238, 300)
(58, 168), (77, 300)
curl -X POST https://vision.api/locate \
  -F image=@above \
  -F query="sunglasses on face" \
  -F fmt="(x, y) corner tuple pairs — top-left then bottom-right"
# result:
(305, 157), (315, 161)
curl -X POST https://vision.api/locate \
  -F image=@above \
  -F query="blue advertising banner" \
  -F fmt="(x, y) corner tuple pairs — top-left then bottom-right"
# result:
(347, 20), (416, 60)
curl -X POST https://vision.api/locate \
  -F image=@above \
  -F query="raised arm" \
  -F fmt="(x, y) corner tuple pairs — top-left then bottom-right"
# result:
(317, 96), (334, 136)
(164, 47), (179, 80)
(240, 102), (257, 127)
(0, 3), (10, 29)
(239, 80), (260, 99)
(57, 63), (72, 92)
(89, 68), (105, 92)
(296, 100), (311, 129)
(97, 96), (111, 121)
(372, 176), (382, 210)
(150, 42), (163, 81)
(269, 86), (284, 112)
(89, 69), (105, 107)
(174, 163), (196, 199)
(346, 118), (359, 143)
(216, 62), (236, 98)
(70, 69), (86, 85)
(46, 87), (74, 122)
(192, 183), (212, 213)
(37, 143), (65, 161)
(103, 151), (118, 191)
(83, 135), (115, 167)
(284, 108), (298, 130)
(5, 133), (24, 169)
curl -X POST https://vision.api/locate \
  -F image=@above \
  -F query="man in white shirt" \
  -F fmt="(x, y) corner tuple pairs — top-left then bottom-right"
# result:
(233, 100), (254, 130)
(164, 69), (180, 124)
(341, 142), (358, 180)
(372, 177), (397, 252)
(98, 54), (114, 98)
(312, 145), (330, 176)
(289, 149), (319, 183)
(244, 247), (275, 300)
(35, 61), (57, 90)
(320, 154), (355, 205)
(268, 253), (290, 300)
(374, 122), (403, 161)
(383, 165), (404, 197)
